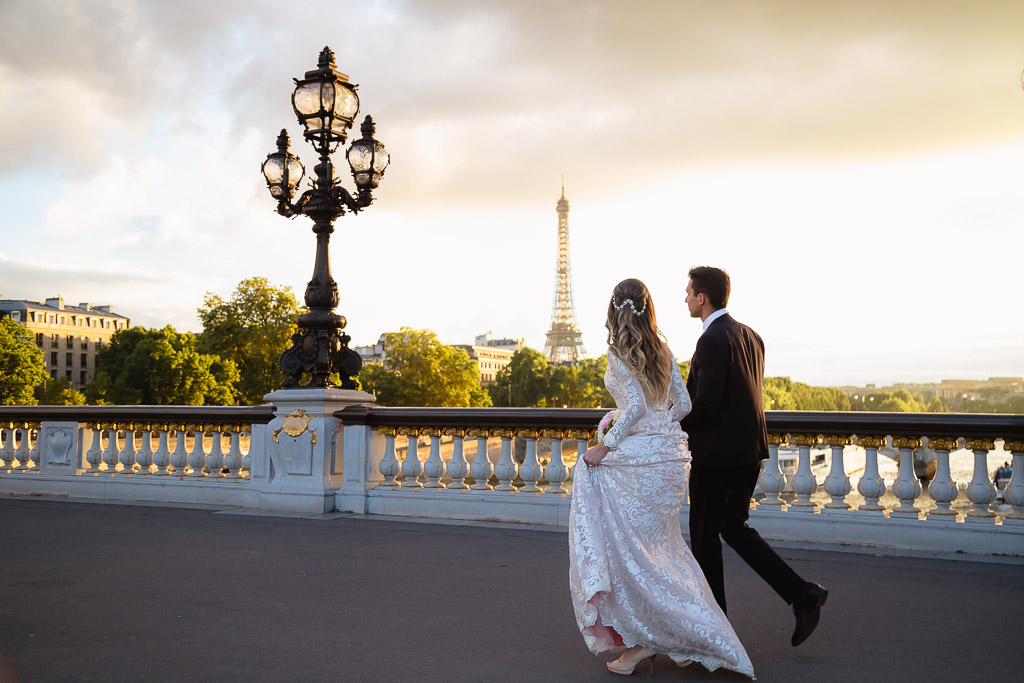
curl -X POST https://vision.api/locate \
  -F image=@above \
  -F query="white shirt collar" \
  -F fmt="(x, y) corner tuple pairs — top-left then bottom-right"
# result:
(702, 308), (728, 332)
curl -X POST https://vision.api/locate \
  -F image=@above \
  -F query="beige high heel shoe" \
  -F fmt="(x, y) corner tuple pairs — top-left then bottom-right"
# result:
(606, 647), (655, 675)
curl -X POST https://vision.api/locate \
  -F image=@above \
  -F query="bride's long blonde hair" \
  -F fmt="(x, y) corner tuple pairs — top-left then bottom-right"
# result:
(605, 278), (671, 400)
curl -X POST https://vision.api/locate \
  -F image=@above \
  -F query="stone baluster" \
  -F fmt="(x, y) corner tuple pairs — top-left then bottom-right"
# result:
(925, 437), (959, 519)
(544, 430), (569, 495)
(890, 436), (923, 517)
(29, 422), (40, 465)
(376, 427), (400, 488)
(13, 423), (33, 471)
(518, 430), (543, 493)
(788, 434), (819, 510)
(1002, 440), (1024, 522)
(238, 428), (251, 477)
(822, 434), (852, 510)
(223, 427), (244, 479)
(855, 435), (886, 513)
(187, 424), (207, 477)
(758, 434), (786, 506)
(468, 429), (493, 490)
(446, 428), (470, 490)
(399, 428), (423, 487)
(117, 424), (137, 474)
(153, 425), (172, 475)
(964, 438), (997, 521)
(102, 427), (120, 473)
(206, 426), (225, 479)
(84, 423), (103, 473)
(169, 425), (189, 475)
(0, 423), (12, 468)
(422, 428), (446, 488)
(493, 429), (518, 491)
(136, 425), (155, 475)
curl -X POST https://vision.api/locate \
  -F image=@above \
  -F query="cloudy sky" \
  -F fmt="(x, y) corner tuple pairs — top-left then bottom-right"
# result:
(1, 0), (1022, 386)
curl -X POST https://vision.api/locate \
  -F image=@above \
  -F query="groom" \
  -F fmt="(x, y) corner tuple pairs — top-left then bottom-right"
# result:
(680, 266), (828, 647)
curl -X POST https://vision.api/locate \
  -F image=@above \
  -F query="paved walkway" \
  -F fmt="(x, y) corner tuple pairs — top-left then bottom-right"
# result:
(0, 497), (1021, 682)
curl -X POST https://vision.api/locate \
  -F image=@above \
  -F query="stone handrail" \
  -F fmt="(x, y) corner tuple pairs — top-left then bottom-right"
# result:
(3, 398), (1023, 556)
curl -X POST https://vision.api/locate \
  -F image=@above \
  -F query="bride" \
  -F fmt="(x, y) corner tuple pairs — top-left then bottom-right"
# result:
(568, 278), (755, 677)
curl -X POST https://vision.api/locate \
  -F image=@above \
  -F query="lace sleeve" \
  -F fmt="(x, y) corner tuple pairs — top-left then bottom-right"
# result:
(602, 350), (647, 449)
(667, 353), (691, 422)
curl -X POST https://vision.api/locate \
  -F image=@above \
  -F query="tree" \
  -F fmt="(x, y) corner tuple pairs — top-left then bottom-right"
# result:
(489, 347), (552, 407)
(359, 328), (491, 407)
(85, 326), (240, 405)
(763, 377), (851, 411)
(197, 277), (302, 405)
(35, 376), (86, 405)
(0, 317), (48, 405)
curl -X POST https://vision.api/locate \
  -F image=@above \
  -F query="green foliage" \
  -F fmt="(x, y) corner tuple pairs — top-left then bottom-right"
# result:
(0, 317), (48, 405)
(85, 326), (240, 406)
(34, 376), (86, 405)
(359, 328), (491, 407)
(197, 277), (302, 405)
(763, 377), (851, 411)
(490, 347), (553, 407)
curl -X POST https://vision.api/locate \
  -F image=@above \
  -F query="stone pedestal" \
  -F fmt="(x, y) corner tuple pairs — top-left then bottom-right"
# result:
(259, 388), (375, 513)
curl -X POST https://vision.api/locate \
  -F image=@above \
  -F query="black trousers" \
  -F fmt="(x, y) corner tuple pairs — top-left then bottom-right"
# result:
(688, 463), (805, 615)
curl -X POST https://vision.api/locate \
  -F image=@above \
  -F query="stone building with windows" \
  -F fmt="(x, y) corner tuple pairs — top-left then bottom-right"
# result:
(0, 296), (130, 390)
(455, 333), (524, 386)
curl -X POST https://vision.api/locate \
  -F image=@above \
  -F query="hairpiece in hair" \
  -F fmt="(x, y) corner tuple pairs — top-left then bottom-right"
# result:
(612, 297), (647, 316)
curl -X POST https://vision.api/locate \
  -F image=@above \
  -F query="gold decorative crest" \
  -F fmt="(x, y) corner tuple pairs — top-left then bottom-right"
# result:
(273, 409), (317, 444)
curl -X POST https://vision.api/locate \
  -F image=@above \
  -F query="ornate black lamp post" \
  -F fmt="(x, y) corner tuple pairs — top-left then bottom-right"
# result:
(261, 46), (389, 389)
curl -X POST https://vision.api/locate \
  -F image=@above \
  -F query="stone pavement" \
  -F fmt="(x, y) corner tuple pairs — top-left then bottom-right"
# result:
(0, 497), (1021, 682)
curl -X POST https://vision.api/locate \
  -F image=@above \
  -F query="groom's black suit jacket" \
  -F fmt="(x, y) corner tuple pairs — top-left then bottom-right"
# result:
(680, 313), (768, 469)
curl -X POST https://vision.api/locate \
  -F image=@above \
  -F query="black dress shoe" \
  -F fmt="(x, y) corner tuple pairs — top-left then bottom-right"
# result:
(791, 582), (828, 646)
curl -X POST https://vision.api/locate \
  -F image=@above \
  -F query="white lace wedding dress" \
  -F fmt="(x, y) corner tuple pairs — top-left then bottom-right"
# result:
(568, 349), (755, 677)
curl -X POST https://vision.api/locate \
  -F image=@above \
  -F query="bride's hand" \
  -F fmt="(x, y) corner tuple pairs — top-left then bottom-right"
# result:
(582, 443), (610, 466)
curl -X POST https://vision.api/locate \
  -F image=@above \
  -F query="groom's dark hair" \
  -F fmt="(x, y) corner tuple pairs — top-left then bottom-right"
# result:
(688, 266), (730, 310)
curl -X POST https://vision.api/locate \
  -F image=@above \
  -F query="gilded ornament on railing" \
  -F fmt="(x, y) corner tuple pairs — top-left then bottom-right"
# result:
(492, 428), (515, 439)
(466, 428), (489, 439)
(823, 434), (853, 447)
(926, 437), (958, 451)
(273, 409), (317, 444)
(892, 436), (922, 450)
(377, 426), (398, 437)
(397, 427), (420, 438)
(565, 428), (593, 440)
(421, 428), (442, 438)
(541, 429), (565, 440)
(767, 433), (784, 446)
(789, 433), (820, 447)
(964, 438), (995, 451)
(1003, 440), (1024, 453)
(444, 427), (466, 438)
(855, 435), (885, 449)
(518, 429), (540, 439)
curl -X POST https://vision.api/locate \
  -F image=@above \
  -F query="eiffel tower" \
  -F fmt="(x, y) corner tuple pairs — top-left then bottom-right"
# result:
(543, 181), (586, 364)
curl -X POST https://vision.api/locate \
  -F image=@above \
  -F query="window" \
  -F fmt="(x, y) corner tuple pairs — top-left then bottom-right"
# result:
(59, 316), (66, 324)
(50, 352), (57, 365)
(80, 339), (87, 350)
(10, 311), (20, 322)
(80, 371), (87, 385)
(35, 332), (43, 346)
(49, 369), (56, 379)
(29, 312), (36, 322)
(81, 353), (88, 367)
(51, 334), (59, 346)
(66, 352), (73, 366)
(65, 370), (72, 379)
(67, 335), (74, 346)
